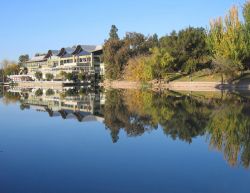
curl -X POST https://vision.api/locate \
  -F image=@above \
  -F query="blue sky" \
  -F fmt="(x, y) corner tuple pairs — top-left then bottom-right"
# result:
(0, 0), (246, 61)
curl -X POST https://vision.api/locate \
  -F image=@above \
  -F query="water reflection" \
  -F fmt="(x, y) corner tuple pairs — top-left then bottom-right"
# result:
(2, 86), (250, 168)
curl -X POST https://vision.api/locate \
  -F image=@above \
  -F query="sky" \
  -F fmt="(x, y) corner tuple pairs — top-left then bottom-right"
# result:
(0, 0), (247, 62)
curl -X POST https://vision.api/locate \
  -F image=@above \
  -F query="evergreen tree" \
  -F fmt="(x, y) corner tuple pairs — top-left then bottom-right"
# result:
(109, 25), (119, 40)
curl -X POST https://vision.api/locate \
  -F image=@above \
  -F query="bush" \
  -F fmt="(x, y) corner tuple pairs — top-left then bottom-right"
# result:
(46, 89), (55, 96)
(45, 73), (54, 81)
(59, 71), (67, 81)
(35, 89), (43, 97)
(78, 72), (86, 81)
(35, 71), (43, 80)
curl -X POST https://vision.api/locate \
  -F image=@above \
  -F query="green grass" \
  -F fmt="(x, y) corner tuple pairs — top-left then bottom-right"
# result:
(177, 90), (223, 99)
(171, 70), (222, 82)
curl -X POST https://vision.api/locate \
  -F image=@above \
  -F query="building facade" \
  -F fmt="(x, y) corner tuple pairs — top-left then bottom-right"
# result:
(24, 45), (104, 80)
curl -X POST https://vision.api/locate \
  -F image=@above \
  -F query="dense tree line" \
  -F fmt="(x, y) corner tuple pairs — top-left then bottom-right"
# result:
(103, 1), (250, 81)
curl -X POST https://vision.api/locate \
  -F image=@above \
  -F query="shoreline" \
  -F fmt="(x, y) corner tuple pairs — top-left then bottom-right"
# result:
(5, 80), (250, 92)
(15, 81), (96, 89)
(99, 80), (250, 92)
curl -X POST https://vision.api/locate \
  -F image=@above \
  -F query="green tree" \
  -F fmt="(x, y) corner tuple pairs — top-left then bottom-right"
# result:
(103, 38), (125, 79)
(35, 89), (43, 97)
(35, 71), (43, 80)
(150, 47), (176, 79)
(103, 31), (155, 80)
(45, 73), (54, 81)
(0, 69), (4, 82)
(18, 54), (29, 66)
(160, 27), (210, 73)
(59, 71), (67, 81)
(66, 72), (74, 81)
(109, 25), (119, 40)
(46, 89), (55, 96)
(78, 72), (86, 81)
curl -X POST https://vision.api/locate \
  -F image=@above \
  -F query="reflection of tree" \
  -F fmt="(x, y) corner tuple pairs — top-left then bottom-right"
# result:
(103, 90), (157, 143)
(0, 86), (3, 98)
(207, 99), (250, 168)
(2, 92), (21, 105)
(4, 87), (250, 168)
(103, 89), (250, 168)
(20, 103), (30, 111)
(104, 90), (210, 143)
(124, 90), (209, 143)
(160, 96), (210, 143)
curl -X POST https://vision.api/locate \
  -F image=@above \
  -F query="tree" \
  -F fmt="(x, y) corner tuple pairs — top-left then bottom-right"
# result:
(243, 1), (250, 67)
(59, 71), (67, 81)
(78, 72), (86, 81)
(147, 33), (159, 48)
(0, 69), (4, 82)
(123, 47), (176, 81)
(66, 72), (75, 81)
(124, 56), (153, 81)
(103, 38), (125, 79)
(35, 71), (43, 80)
(3, 63), (20, 76)
(45, 73), (54, 81)
(211, 56), (238, 83)
(125, 32), (147, 56)
(160, 27), (210, 73)
(103, 31), (154, 80)
(18, 54), (29, 66)
(207, 6), (246, 71)
(150, 47), (176, 79)
(35, 89), (43, 97)
(109, 25), (119, 40)
(46, 89), (55, 96)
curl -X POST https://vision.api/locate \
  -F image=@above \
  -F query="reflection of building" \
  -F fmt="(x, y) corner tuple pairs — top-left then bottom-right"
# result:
(20, 88), (105, 122)
(22, 45), (104, 80)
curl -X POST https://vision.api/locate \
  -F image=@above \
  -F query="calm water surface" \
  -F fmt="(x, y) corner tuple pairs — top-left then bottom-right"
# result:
(0, 87), (250, 193)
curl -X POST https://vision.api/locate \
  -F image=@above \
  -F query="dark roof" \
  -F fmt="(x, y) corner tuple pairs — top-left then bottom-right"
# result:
(77, 50), (91, 56)
(64, 47), (76, 54)
(61, 53), (73, 58)
(80, 45), (97, 52)
(51, 50), (60, 55)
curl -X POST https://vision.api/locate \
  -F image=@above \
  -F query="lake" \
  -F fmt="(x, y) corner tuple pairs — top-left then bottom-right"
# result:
(0, 86), (250, 193)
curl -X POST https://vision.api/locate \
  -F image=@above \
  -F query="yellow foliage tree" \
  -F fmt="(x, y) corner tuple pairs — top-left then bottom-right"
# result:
(208, 6), (246, 70)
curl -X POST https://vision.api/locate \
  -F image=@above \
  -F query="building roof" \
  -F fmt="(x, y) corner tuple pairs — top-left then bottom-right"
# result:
(61, 53), (73, 58)
(45, 50), (60, 58)
(77, 50), (91, 56)
(50, 50), (60, 56)
(80, 45), (98, 52)
(28, 44), (103, 61)
(64, 47), (76, 54)
(27, 55), (47, 63)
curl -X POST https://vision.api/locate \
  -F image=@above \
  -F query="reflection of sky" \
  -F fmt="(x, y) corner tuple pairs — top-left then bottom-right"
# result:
(0, 102), (250, 193)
